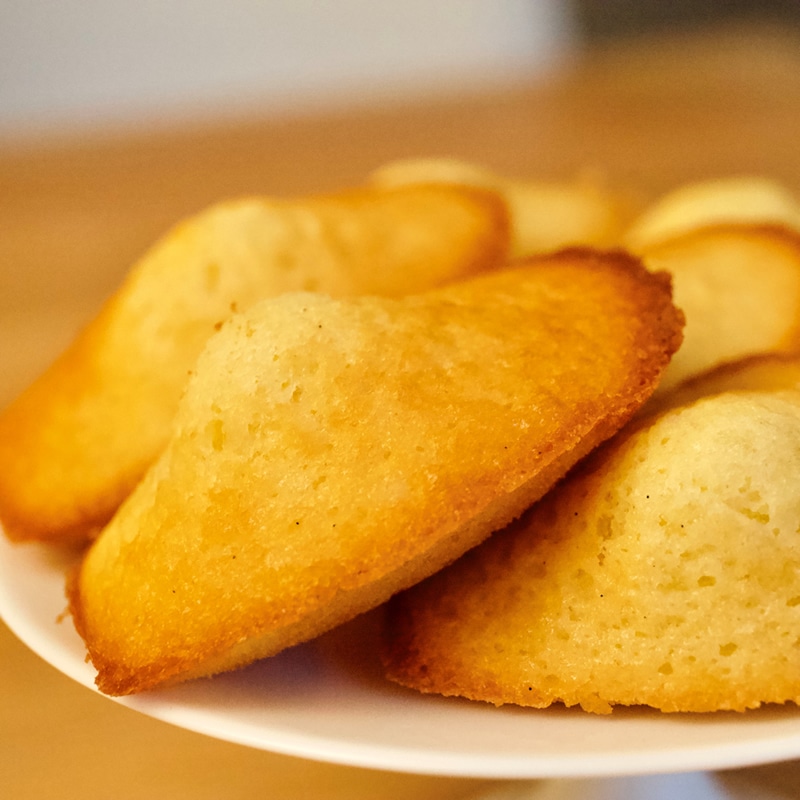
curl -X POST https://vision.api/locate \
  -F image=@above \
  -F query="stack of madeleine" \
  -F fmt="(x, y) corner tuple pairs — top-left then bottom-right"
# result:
(1, 159), (798, 714)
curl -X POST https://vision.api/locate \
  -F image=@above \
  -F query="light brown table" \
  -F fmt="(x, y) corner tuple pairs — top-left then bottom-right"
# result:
(2, 22), (800, 799)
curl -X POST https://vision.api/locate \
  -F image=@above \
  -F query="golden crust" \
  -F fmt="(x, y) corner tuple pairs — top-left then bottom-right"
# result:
(0, 183), (509, 544)
(640, 223), (800, 395)
(382, 390), (800, 714)
(69, 248), (682, 695)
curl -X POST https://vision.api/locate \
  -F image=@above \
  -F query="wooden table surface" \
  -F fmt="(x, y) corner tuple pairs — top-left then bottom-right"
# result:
(2, 22), (800, 799)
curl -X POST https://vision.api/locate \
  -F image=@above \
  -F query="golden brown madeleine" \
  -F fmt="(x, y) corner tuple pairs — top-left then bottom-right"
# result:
(383, 390), (800, 714)
(69, 248), (682, 695)
(640, 224), (800, 395)
(370, 157), (638, 257)
(0, 183), (509, 544)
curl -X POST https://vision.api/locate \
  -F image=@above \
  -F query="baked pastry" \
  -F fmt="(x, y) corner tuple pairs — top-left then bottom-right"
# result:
(640, 224), (800, 394)
(382, 388), (800, 714)
(68, 247), (682, 695)
(0, 183), (508, 544)
(370, 157), (636, 257)
(624, 176), (800, 252)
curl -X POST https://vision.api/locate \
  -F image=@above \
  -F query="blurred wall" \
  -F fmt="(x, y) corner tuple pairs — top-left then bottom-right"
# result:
(0, 0), (576, 135)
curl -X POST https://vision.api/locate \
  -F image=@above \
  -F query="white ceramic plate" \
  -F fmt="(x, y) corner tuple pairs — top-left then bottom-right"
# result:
(1, 534), (800, 780)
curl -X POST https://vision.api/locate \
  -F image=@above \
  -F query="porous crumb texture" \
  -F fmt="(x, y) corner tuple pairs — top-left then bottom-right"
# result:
(383, 391), (800, 714)
(69, 249), (682, 694)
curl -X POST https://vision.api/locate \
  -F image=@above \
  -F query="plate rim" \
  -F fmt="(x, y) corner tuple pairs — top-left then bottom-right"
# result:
(2, 535), (800, 779)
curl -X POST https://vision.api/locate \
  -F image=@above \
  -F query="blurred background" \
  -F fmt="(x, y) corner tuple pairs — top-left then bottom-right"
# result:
(1, 0), (571, 137)
(2, 0), (799, 140)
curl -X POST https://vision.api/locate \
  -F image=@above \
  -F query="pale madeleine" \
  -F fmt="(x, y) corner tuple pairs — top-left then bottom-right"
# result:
(370, 157), (636, 258)
(383, 388), (800, 714)
(640, 224), (800, 394)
